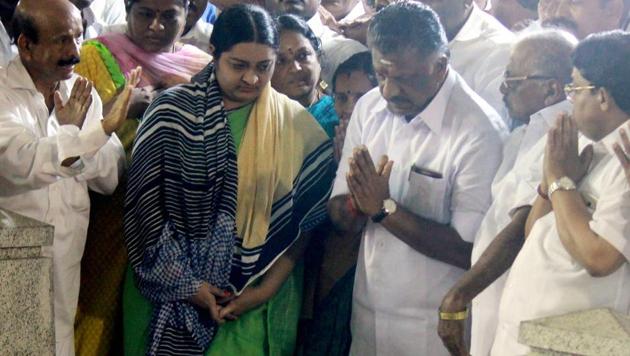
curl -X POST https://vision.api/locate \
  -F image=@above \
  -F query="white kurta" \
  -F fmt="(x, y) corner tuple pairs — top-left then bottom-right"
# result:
(491, 126), (630, 355)
(469, 100), (572, 356)
(331, 69), (506, 356)
(0, 58), (125, 356)
(449, 4), (515, 126)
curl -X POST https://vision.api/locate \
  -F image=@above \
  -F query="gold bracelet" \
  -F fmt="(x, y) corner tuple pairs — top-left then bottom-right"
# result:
(439, 307), (468, 321)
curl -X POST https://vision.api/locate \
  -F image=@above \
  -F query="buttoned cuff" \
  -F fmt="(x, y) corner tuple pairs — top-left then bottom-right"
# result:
(57, 119), (110, 163)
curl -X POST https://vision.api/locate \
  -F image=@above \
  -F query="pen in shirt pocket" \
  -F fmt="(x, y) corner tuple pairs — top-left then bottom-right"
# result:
(409, 164), (443, 179)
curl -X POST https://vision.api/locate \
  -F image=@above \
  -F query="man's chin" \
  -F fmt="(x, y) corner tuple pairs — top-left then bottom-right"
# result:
(387, 103), (417, 117)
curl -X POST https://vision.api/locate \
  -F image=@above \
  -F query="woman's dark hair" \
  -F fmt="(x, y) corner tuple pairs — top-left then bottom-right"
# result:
(210, 4), (279, 58)
(332, 52), (377, 91)
(275, 14), (322, 57)
(125, 0), (190, 12)
(572, 30), (630, 114)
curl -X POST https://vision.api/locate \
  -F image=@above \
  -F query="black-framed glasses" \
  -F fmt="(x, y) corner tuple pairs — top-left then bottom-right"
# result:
(502, 75), (555, 90)
(564, 84), (597, 99)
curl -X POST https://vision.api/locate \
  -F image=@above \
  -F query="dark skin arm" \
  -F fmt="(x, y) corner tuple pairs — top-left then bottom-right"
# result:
(347, 146), (472, 270)
(437, 206), (530, 356)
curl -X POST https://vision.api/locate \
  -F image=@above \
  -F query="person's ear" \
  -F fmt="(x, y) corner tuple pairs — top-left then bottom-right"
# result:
(599, 87), (612, 112)
(543, 80), (562, 106)
(17, 34), (33, 61)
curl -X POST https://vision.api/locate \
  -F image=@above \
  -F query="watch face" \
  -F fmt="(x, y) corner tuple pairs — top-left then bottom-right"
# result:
(384, 199), (396, 212)
(558, 177), (576, 189)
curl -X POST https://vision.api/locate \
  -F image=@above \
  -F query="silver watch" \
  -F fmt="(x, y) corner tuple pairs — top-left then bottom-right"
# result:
(548, 176), (577, 198)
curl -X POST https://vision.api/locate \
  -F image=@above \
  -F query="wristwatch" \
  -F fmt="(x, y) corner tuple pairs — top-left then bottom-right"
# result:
(371, 198), (397, 223)
(547, 176), (577, 198)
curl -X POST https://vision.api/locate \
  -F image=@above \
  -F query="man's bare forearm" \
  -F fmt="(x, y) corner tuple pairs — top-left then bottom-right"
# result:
(328, 194), (367, 234)
(443, 207), (529, 305)
(380, 203), (473, 270)
(525, 194), (551, 237)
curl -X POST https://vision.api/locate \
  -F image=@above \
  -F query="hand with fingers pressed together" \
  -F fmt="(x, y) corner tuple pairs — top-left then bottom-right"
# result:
(55, 77), (94, 128)
(542, 113), (593, 192)
(346, 145), (394, 217)
(101, 66), (143, 135)
(613, 123), (630, 185)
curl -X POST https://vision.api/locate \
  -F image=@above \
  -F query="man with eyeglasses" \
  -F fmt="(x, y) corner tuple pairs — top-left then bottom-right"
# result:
(490, 29), (630, 355)
(437, 29), (577, 356)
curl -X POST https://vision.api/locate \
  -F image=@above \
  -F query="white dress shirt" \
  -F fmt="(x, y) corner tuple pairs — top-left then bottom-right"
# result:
(181, 20), (214, 53)
(340, 1), (366, 23)
(0, 21), (16, 67)
(449, 4), (515, 126)
(491, 125), (630, 356)
(307, 11), (367, 85)
(0, 57), (125, 356)
(469, 100), (571, 356)
(83, 0), (127, 39)
(331, 69), (505, 356)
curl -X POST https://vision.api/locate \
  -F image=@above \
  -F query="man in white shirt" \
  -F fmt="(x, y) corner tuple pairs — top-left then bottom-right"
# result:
(437, 29), (577, 356)
(327, 2), (505, 355)
(181, 0), (214, 53)
(418, 0), (515, 124)
(70, 0), (127, 39)
(273, 0), (367, 83)
(0, 1), (138, 355)
(491, 30), (630, 355)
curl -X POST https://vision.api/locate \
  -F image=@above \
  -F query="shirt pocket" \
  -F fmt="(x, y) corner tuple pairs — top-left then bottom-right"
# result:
(405, 171), (449, 224)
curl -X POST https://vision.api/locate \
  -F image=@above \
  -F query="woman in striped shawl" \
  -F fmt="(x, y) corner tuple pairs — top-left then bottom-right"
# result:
(123, 4), (334, 355)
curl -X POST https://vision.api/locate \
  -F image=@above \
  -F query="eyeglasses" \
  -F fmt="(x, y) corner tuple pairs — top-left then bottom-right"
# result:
(564, 84), (597, 98)
(502, 75), (554, 90)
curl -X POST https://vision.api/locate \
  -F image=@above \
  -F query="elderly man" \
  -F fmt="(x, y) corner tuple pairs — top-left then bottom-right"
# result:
(328, 2), (505, 355)
(437, 29), (577, 356)
(491, 30), (630, 355)
(0, 1), (138, 355)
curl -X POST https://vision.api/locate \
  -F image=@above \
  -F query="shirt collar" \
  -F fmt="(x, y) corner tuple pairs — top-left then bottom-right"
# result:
(596, 119), (630, 155)
(530, 100), (572, 126)
(374, 68), (456, 135)
(5, 56), (70, 95)
(451, 4), (487, 43)
(307, 12), (326, 39)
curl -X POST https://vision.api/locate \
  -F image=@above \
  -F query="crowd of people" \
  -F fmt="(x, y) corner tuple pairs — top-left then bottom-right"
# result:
(0, 0), (628, 355)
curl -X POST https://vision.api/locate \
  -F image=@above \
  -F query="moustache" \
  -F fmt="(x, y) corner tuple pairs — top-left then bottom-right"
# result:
(388, 96), (412, 106)
(542, 17), (579, 35)
(58, 56), (80, 67)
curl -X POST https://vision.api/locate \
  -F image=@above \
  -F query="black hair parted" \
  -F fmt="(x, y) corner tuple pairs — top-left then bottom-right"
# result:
(332, 51), (377, 91)
(367, 0), (448, 58)
(573, 30), (630, 115)
(275, 14), (322, 56)
(210, 4), (279, 59)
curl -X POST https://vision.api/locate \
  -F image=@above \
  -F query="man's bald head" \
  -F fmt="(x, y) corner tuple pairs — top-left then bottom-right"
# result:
(512, 29), (577, 85)
(501, 29), (577, 123)
(13, 0), (81, 44)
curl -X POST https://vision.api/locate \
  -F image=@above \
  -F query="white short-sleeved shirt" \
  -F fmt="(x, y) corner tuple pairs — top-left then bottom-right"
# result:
(469, 100), (571, 356)
(331, 69), (505, 356)
(491, 125), (630, 356)
(449, 4), (515, 126)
